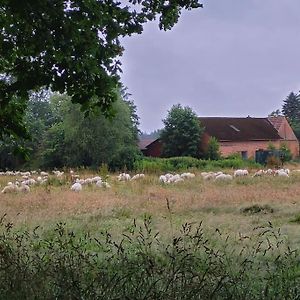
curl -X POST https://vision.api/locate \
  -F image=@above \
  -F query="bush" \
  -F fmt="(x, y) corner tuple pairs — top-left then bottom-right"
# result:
(134, 157), (260, 173)
(0, 218), (298, 299)
(266, 155), (281, 168)
(205, 136), (220, 160)
(241, 204), (274, 215)
(280, 143), (292, 163)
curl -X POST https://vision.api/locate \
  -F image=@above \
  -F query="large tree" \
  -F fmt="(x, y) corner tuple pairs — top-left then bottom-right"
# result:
(160, 104), (203, 157)
(281, 91), (300, 139)
(0, 0), (202, 139)
(282, 92), (300, 124)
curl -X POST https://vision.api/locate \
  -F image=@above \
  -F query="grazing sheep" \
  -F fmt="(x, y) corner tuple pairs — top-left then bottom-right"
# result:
(168, 174), (181, 183)
(263, 169), (274, 175)
(22, 178), (36, 186)
(40, 171), (49, 177)
(203, 172), (216, 181)
(71, 182), (82, 192)
(18, 184), (30, 193)
(84, 178), (93, 185)
(180, 172), (195, 179)
(215, 171), (224, 176)
(159, 175), (168, 184)
(274, 169), (289, 177)
(234, 169), (249, 177)
(92, 176), (102, 183)
(278, 171), (289, 177)
(215, 174), (233, 181)
(96, 180), (103, 187)
(159, 173), (185, 184)
(53, 170), (64, 177)
(96, 180), (111, 188)
(131, 174), (145, 180)
(253, 170), (264, 177)
(1, 183), (18, 194)
(117, 173), (131, 181)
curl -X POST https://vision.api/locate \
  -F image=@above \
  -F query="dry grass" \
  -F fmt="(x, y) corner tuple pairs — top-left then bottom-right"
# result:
(0, 171), (300, 246)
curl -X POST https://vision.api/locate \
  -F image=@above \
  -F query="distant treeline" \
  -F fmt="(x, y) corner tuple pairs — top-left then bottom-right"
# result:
(0, 92), (140, 171)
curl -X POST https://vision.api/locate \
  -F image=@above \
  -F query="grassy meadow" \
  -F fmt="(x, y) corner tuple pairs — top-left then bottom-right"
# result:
(1, 169), (300, 242)
(0, 167), (299, 299)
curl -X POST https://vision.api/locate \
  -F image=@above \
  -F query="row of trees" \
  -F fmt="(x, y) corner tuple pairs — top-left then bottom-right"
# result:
(0, 101), (220, 171)
(0, 91), (140, 170)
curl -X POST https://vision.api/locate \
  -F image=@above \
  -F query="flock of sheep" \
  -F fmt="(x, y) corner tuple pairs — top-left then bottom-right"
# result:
(0, 167), (294, 194)
(200, 168), (291, 181)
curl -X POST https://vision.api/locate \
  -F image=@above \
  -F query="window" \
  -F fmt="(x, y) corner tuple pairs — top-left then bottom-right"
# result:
(229, 125), (240, 132)
(241, 151), (248, 160)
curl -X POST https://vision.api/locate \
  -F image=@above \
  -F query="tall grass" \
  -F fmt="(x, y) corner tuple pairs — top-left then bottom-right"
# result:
(0, 214), (298, 299)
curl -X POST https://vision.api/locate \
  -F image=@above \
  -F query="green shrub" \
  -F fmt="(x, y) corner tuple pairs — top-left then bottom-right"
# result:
(134, 156), (260, 173)
(241, 204), (275, 215)
(205, 136), (220, 160)
(280, 142), (292, 163)
(0, 218), (298, 299)
(290, 214), (300, 224)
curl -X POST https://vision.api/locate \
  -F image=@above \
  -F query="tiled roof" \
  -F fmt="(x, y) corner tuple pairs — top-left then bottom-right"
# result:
(268, 116), (285, 131)
(138, 138), (157, 150)
(199, 117), (281, 142)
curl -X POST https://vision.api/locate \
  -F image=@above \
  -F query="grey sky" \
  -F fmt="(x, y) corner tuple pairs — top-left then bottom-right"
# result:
(121, 0), (300, 132)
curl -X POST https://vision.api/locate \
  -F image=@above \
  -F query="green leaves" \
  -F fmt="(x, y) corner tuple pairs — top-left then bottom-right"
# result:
(161, 104), (203, 157)
(0, 0), (202, 139)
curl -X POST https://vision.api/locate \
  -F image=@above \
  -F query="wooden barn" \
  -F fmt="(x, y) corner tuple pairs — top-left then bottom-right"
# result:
(138, 116), (299, 159)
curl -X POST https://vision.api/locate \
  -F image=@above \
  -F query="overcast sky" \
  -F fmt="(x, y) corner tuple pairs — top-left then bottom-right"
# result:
(120, 0), (300, 133)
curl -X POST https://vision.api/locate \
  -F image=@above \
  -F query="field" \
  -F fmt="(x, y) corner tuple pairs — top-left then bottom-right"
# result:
(0, 168), (300, 299)
(1, 169), (300, 242)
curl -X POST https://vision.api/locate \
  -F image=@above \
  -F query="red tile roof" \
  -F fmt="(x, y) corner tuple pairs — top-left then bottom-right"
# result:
(268, 116), (285, 131)
(199, 117), (281, 142)
(138, 138), (157, 150)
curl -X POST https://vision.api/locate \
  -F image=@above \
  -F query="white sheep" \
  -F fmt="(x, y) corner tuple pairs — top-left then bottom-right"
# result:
(92, 176), (102, 183)
(234, 169), (249, 177)
(71, 181), (82, 192)
(22, 178), (36, 186)
(180, 172), (195, 179)
(131, 174), (145, 180)
(159, 175), (168, 184)
(17, 184), (30, 193)
(203, 172), (216, 181)
(1, 183), (18, 194)
(215, 174), (233, 181)
(96, 180), (111, 188)
(83, 178), (93, 185)
(274, 169), (289, 177)
(117, 173), (131, 181)
(263, 169), (274, 175)
(53, 170), (64, 177)
(253, 170), (264, 177)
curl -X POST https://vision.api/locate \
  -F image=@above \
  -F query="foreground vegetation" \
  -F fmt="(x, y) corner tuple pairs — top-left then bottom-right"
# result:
(0, 216), (299, 299)
(1, 168), (300, 298)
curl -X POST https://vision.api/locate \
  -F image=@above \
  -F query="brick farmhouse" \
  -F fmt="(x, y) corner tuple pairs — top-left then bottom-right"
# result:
(139, 116), (299, 159)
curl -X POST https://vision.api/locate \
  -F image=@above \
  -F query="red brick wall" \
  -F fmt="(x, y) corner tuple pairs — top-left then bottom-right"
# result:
(219, 140), (299, 158)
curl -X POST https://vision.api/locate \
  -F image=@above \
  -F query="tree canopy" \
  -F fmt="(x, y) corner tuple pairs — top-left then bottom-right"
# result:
(275, 91), (300, 140)
(282, 92), (300, 124)
(0, 0), (202, 139)
(160, 104), (203, 157)
(0, 91), (140, 170)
